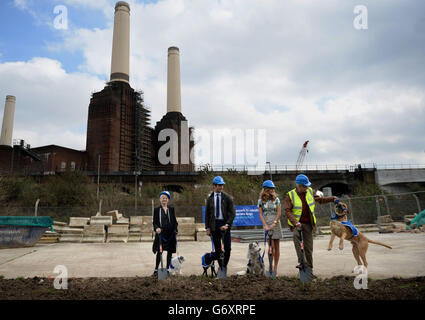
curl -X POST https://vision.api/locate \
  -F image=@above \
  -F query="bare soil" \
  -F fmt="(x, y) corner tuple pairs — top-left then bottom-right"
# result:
(0, 275), (424, 300)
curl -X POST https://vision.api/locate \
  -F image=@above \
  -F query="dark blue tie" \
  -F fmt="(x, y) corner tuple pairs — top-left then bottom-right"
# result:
(216, 194), (220, 218)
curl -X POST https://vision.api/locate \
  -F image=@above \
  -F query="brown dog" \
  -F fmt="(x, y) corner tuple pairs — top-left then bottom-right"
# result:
(329, 202), (392, 267)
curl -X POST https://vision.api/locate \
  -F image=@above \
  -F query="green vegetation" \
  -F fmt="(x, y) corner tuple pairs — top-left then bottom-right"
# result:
(1, 171), (411, 223)
(351, 182), (387, 197)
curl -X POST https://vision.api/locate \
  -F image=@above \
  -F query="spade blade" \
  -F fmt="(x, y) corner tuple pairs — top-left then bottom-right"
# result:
(265, 270), (276, 278)
(158, 267), (168, 280)
(217, 266), (227, 279)
(299, 265), (312, 283)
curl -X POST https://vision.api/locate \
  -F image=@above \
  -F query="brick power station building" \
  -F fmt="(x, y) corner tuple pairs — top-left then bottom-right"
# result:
(0, 2), (194, 176)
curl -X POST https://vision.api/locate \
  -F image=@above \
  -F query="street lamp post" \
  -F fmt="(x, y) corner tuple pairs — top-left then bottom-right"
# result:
(96, 154), (101, 200)
(134, 171), (141, 215)
(266, 161), (272, 180)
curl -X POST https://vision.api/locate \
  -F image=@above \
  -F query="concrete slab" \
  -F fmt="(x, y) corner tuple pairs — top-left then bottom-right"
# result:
(107, 236), (128, 243)
(69, 217), (89, 228)
(83, 225), (105, 235)
(129, 216), (143, 225)
(90, 216), (112, 226)
(0, 232), (424, 279)
(177, 217), (195, 224)
(59, 234), (82, 243)
(108, 225), (129, 235)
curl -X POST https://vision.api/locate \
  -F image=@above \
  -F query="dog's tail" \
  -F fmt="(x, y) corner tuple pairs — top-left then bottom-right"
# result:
(367, 238), (392, 249)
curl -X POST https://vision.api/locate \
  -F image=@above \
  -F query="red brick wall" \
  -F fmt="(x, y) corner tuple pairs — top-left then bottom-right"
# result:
(31, 146), (87, 173)
(86, 81), (136, 172)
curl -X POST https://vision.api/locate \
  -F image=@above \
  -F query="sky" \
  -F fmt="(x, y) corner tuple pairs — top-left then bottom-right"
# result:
(0, 0), (424, 168)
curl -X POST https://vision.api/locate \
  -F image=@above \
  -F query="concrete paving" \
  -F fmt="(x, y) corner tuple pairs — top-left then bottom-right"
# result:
(0, 232), (424, 279)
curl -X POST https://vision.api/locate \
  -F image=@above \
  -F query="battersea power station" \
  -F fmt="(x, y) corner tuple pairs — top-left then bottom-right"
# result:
(0, 1), (195, 177)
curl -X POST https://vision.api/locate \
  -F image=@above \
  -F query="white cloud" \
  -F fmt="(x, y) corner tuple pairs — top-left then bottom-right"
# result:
(2, 0), (425, 166)
(0, 57), (104, 149)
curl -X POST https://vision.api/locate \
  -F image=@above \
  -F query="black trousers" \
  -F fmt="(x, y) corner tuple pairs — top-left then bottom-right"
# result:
(211, 220), (231, 267)
(155, 250), (173, 270)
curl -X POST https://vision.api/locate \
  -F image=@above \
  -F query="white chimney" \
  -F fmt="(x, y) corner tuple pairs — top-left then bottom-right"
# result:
(167, 47), (182, 113)
(110, 1), (130, 83)
(0, 95), (16, 146)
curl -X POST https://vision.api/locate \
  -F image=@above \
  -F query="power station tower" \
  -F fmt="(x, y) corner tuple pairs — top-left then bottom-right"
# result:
(0, 95), (16, 147)
(86, 2), (153, 172)
(153, 47), (195, 172)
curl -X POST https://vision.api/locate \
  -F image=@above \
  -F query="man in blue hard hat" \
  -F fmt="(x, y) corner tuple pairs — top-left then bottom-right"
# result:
(284, 174), (338, 279)
(204, 176), (236, 271)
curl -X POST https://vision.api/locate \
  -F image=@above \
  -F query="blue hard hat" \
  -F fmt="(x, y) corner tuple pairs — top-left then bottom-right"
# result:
(295, 174), (311, 187)
(262, 180), (275, 188)
(159, 191), (171, 199)
(212, 176), (225, 185)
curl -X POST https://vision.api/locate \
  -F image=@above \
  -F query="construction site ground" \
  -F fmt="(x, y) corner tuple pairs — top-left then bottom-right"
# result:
(0, 232), (424, 300)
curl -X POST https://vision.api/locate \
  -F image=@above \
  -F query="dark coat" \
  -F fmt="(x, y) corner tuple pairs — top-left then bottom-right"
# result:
(205, 191), (236, 232)
(152, 206), (178, 254)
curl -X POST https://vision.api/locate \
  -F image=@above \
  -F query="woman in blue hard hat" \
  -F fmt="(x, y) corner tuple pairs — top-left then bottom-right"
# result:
(152, 191), (178, 277)
(258, 180), (282, 276)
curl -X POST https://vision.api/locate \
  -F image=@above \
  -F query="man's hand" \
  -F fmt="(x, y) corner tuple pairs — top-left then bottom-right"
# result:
(295, 222), (302, 230)
(220, 225), (228, 231)
(333, 197), (339, 204)
(156, 228), (161, 234)
(206, 228), (211, 236)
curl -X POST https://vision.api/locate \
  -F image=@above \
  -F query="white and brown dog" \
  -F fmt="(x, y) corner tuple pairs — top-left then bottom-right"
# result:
(237, 241), (265, 276)
(329, 201), (392, 267)
(169, 256), (185, 275)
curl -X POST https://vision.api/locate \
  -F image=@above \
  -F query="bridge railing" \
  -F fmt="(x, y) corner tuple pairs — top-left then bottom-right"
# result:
(195, 163), (425, 173)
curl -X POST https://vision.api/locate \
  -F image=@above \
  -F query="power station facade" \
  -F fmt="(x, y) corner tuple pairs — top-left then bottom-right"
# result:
(0, 1), (194, 175)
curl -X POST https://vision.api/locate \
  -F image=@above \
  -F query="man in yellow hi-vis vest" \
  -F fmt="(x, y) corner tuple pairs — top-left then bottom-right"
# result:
(284, 174), (338, 278)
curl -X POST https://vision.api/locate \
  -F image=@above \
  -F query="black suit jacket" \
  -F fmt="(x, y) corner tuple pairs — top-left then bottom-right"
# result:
(153, 206), (178, 233)
(205, 191), (235, 232)
(152, 206), (178, 254)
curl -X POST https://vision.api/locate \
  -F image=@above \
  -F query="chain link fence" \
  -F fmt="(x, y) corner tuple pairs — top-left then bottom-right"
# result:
(314, 191), (425, 227)
(1, 191), (424, 227)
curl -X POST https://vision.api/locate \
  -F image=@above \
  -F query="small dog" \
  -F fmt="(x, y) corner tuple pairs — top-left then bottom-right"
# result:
(169, 256), (185, 275)
(237, 241), (265, 276)
(329, 201), (392, 267)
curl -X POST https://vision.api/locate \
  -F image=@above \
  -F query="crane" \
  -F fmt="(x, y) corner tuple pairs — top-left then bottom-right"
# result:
(296, 140), (309, 171)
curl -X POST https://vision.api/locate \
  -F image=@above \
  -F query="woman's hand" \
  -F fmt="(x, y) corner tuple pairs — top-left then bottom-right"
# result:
(156, 228), (161, 234)
(270, 222), (276, 230)
(264, 225), (270, 231)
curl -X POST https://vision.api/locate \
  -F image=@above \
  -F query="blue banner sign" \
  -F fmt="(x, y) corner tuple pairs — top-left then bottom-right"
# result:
(202, 205), (262, 227)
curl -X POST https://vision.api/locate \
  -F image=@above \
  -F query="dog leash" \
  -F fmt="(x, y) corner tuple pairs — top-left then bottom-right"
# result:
(176, 232), (179, 257)
(261, 231), (267, 263)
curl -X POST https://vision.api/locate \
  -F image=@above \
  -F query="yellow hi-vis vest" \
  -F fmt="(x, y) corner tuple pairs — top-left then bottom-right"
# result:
(287, 187), (316, 227)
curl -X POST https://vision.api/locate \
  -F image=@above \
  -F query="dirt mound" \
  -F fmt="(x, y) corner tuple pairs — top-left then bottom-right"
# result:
(0, 275), (424, 300)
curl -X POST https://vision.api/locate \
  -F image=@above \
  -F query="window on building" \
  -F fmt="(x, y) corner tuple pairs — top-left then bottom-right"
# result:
(71, 162), (76, 171)
(61, 162), (66, 171)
